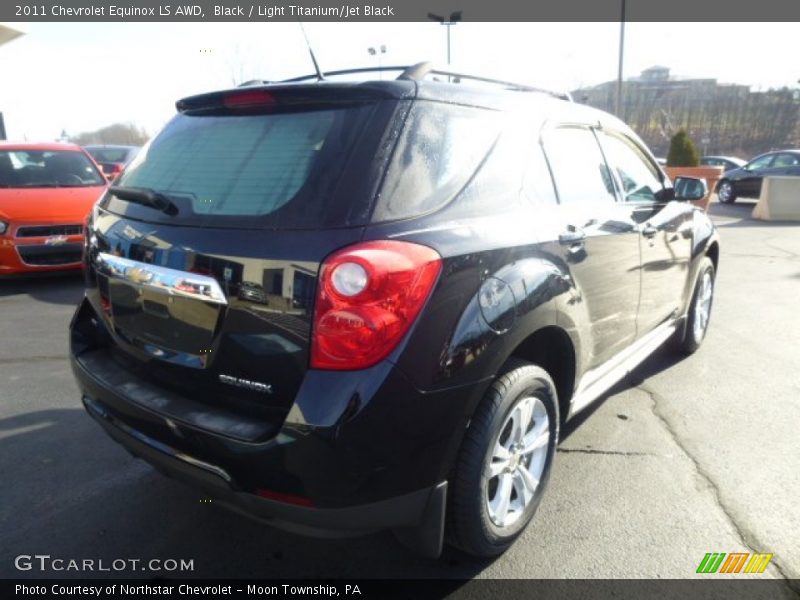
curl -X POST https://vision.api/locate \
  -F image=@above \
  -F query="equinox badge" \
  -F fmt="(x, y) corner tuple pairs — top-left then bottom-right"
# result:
(219, 374), (273, 394)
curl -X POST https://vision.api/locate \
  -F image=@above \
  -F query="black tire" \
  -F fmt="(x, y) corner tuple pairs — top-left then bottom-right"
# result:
(717, 180), (737, 204)
(446, 359), (559, 557)
(673, 256), (715, 355)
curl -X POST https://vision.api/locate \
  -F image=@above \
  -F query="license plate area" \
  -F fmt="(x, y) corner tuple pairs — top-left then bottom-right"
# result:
(97, 253), (227, 366)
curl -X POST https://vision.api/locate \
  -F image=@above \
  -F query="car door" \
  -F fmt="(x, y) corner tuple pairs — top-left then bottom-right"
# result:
(597, 130), (693, 337)
(541, 125), (642, 369)
(737, 153), (775, 197)
(770, 152), (800, 176)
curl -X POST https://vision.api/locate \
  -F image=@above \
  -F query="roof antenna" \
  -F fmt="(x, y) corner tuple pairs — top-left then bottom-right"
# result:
(297, 22), (325, 81)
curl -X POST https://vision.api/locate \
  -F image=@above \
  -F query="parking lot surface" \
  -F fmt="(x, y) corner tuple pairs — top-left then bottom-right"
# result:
(0, 199), (798, 586)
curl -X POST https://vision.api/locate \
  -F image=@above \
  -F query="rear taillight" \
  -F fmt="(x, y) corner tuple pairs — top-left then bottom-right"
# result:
(311, 240), (442, 370)
(223, 89), (277, 109)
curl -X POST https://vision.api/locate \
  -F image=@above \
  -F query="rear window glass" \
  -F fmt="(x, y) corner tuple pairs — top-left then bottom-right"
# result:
(372, 101), (500, 221)
(125, 112), (335, 217)
(107, 102), (393, 229)
(0, 150), (105, 188)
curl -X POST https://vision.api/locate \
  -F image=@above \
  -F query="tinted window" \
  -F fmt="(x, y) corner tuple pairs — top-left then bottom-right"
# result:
(108, 102), (392, 229)
(373, 101), (500, 221)
(544, 127), (615, 205)
(599, 133), (663, 203)
(773, 153), (800, 167)
(122, 111), (336, 217)
(0, 150), (105, 188)
(747, 154), (774, 170)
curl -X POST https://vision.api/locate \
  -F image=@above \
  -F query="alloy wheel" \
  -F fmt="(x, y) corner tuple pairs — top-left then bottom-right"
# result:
(485, 396), (550, 528)
(718, 182), (732, 203)
(693, 271), (713, 343)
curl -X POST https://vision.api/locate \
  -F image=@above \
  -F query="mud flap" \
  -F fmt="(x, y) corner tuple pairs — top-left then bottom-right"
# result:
(392, 481), (447, 558)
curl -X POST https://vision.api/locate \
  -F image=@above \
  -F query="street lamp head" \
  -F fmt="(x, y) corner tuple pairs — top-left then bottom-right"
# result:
(427, 12), (445, 22)
(367, 47), (376, 56)
(449, 11), (463, 22)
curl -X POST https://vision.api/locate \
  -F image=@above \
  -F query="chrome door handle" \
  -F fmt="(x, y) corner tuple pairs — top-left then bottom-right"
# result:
(641, 224), (658, 239)
(559, 227), (586, 245)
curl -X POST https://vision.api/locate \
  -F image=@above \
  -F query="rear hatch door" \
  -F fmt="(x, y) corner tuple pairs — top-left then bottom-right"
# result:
(86, 83), (410, 424)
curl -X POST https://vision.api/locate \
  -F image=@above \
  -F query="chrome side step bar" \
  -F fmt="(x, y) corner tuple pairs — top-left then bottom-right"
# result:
(569, 320), (678, 418)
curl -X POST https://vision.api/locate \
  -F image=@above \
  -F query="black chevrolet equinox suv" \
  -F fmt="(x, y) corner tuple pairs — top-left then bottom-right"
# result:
(70, 63), (719, 558)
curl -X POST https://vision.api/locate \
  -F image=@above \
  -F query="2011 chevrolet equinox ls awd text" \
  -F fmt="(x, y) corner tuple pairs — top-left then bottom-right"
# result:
(70, 63), (719, 558)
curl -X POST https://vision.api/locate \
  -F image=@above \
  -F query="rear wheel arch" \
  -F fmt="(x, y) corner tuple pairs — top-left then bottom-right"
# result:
(506, 325), (576, 425)
(706, 241), (719, 273)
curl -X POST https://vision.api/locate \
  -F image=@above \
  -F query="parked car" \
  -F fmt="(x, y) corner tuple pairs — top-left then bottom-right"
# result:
(716, 149), (800, 203)
(0, 142), (107, 275)
(83, 144), (141, 181)
(70, 63), (719, 558)
(700, 155), (746, 172)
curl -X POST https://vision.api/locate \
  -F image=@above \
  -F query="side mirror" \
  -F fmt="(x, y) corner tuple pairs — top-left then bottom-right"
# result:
(673, 176), (708, 201)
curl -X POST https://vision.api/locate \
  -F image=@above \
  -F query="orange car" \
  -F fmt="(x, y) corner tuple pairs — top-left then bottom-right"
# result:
(0, 142), (108, 275)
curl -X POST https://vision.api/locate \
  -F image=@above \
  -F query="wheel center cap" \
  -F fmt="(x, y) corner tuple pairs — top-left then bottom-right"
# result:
(509, 450), (521, 471)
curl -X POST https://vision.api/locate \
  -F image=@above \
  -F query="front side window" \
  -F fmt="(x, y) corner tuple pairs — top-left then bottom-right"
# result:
(0, 150), (105, 188)
(772, 153), (800, 168)
(599, 133), (663, 203)
(543, 127), (615, 205)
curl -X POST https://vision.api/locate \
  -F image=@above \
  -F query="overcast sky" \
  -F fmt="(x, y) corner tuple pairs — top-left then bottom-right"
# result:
(1, 21), (798, 141)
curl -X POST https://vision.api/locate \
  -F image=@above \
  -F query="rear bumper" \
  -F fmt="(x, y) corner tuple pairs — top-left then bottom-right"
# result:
(69, 297), (474, 555)
(82, 392), (444, 542)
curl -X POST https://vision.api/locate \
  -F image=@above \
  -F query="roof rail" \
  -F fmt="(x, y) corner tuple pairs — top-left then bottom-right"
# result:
(399, 62), (573, 101)
(277, 62), (572, 101)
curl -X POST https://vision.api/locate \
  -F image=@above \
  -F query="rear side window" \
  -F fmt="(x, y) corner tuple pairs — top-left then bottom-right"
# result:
(107, 101), (395, 229)
(543, 127), (616, 205)
(372, 101), (500, 221)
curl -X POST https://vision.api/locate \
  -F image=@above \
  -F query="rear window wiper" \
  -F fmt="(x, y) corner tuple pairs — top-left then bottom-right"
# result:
(109, 186), (179, 216)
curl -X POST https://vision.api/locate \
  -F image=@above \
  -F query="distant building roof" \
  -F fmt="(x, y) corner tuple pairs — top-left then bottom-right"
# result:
(0, 24), (26, 47)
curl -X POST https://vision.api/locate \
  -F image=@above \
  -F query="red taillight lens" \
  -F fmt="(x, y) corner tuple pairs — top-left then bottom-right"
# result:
(223, 89), (277, 109)
(311, 240), (442, 370)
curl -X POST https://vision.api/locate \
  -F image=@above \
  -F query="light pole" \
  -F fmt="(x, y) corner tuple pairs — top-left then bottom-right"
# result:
(616, 0), (626, 117)
(367, 44), (387, 78)
(428, 11), (462, 66)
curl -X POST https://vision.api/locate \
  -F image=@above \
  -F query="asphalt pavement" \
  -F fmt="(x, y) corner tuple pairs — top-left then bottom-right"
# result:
(0, 198), (797, 589)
